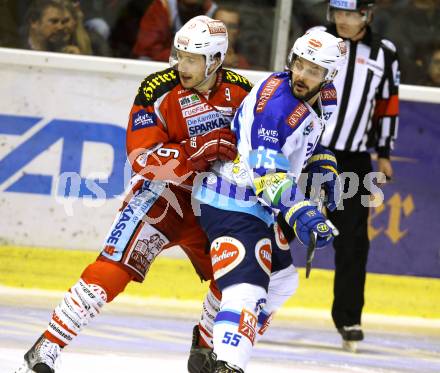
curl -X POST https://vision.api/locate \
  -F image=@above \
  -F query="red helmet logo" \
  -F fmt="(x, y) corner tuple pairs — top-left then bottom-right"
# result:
(308, 38), (322, 48)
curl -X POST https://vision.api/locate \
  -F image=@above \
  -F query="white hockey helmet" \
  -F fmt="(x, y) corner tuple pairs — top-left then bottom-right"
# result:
(170, 15), (228, 77)
(287, 29), (347, 82)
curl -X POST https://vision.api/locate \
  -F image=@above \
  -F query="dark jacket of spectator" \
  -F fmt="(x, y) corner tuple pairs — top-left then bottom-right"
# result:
(0, 0), (21, 47)
(132, 0), (217, 61)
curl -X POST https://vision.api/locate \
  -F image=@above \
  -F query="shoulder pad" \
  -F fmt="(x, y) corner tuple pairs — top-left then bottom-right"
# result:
(381, 38), (397, 53)
(222, 69), (254, 92)
(138, 68), (179, 105)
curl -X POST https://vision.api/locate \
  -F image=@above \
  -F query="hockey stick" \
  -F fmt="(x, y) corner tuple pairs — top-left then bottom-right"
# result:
(305, 189), (340, 278)
(305, 231), (317, 279)
(306, 189), (325, 279)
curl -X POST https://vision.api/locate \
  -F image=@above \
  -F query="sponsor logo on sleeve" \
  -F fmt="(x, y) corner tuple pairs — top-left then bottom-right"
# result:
(255, 238), (272, 276)
(211, 236), (245, 280)
(256, 77), (282, 113)
(286, 102), (308, 129)
(131, 110), (157, 131)
(320, 87), (337, 104)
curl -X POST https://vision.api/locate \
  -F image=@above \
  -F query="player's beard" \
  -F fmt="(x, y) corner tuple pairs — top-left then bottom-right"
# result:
(46, 30), (68, 52)
(292, 79), (321, 102)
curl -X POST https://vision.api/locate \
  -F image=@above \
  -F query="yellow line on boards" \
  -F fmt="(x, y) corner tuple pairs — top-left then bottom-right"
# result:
(1, 245), (439, 318)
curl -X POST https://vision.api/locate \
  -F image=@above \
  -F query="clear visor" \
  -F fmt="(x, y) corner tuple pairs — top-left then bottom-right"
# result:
(290, 57), (327, 84)
(169, 46), (207, 74)
(327, 7), (369, 25)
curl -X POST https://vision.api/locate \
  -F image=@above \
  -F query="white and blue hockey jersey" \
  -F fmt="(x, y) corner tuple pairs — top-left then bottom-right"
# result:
(193, 71), (337, 226)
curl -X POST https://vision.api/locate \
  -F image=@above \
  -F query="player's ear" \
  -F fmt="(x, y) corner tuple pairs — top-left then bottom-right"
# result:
(207, 55), (222, 75)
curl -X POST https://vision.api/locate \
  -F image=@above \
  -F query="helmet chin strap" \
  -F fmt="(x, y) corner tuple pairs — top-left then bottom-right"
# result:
(193, 59), (221, 92)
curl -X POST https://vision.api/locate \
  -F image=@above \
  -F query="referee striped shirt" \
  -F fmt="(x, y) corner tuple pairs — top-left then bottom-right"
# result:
(313, 25), (400, 158)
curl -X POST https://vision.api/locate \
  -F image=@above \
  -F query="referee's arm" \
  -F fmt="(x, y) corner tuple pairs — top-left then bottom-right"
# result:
(374, 41), (400, 160)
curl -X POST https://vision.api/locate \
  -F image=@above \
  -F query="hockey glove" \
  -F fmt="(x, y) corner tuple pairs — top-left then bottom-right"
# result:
(182, 128), (237, 171)
(304, 147), (340, 212)
(286, 201), (335, 249)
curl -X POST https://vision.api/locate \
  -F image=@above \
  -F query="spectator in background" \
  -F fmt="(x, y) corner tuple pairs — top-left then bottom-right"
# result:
(25, 0), (68, 51)
(419, 44), (440, 86)
(76, 0), (136, 41)
(25, 0), (111, 56)
(65, 0), (112, 56)
(109, 0), (152, 58)
(76, 0), (112, 40)
(386, 0), (440, 83)
(132, 0), (217, 60)
(59, 0), (92, 54)
(213, 7), (250, 69)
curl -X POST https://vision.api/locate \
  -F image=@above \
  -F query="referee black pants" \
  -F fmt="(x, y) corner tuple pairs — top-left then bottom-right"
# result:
(328, 150), (373, 329)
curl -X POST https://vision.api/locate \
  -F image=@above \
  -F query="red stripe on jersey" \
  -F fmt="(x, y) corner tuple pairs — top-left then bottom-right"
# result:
(374, 95), (399, 118)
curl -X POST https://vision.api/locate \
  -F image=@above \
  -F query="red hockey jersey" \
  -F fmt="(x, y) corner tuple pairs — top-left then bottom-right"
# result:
(126, 67), (253, 188)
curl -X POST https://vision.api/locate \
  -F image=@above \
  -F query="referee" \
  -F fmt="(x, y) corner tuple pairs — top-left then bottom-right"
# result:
(314, 0), (400, 351)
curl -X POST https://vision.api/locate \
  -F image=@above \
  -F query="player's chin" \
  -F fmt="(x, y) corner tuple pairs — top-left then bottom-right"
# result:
(180, 79), (196, 89)
(292, 87), (309, 100)
(179, 74), (196, 89)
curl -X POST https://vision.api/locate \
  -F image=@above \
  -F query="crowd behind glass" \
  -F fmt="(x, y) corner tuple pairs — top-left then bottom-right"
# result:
(1, 0), (439, 86)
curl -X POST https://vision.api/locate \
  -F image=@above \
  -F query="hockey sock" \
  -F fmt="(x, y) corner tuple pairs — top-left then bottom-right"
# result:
(198, 280), (221, 348)
(256, 264), (298, 342)
(45, 280), (107, 347)
(45, 260), (132, 347)
(213, 283), (267, 371)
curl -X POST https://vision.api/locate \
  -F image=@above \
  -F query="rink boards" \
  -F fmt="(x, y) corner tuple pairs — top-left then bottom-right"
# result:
(0, 48), (440, 278)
